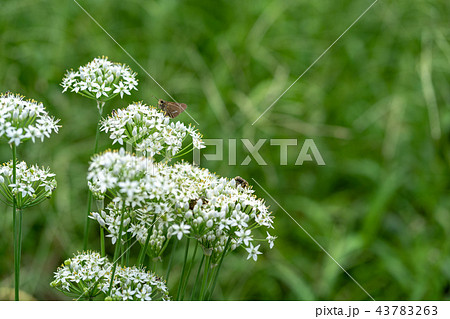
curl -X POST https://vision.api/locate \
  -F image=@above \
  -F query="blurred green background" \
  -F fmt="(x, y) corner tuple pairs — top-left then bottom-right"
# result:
(0, 0), (449, 300)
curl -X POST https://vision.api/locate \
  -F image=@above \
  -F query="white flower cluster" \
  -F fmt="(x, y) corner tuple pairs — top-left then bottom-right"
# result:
(0, 93), (60, 146)
(61, 56), (138, 101)
(108, 264), (169, 301)
(50, 251), (109, 299)
(101, 102), (204, 159)
(0, 161), (57, 209)
(88, 150), (275, 263)
(50, 251), (170, 301)
(87, 149), (152, 208)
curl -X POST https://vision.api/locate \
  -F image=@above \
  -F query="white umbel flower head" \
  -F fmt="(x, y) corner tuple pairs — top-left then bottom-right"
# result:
(50, 251), (109, 299)
(101, 102), (204, 159)
(87, 149), (274, 264)
(0, 92), (60, 146)
(87, 149), (149, 208)
(108, 265), (170, 301)
(50, 251), (170, 301)
(0, 161), (57, 209)
(61, 56), (138, 102)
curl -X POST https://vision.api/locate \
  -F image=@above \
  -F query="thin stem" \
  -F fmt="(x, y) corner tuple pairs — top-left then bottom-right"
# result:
(83, 194), (93, 250)
(108, 207), (126, 295)
(17, 208), (23, 297)
(157, 237), (171, 257)
(174, 141), (193, 156)
(12, 143), (19, 301)
(125, 233), (130, 266)
(83, 101), (104, 250)
(138, 215), (157, 266)
(180, 241), (198, 301)
(94, 101), (105, 152)
(165, 240), (178, 284)
(18, 208), (23, 265)
(100, 227), (105, 257)
(172, 145), (194, 159)
(199, 255), (212, 300)
(191, 253), (205, 300)
(176, 238), (190, 300)
(206, 236), (231, 300)
(120, 239), (125, 265)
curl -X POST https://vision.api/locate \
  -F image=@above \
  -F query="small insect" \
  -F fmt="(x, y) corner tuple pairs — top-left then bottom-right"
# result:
(156, 98), (187, 118)
(189, 196), (209, 210)
(234, 176), (249, 188)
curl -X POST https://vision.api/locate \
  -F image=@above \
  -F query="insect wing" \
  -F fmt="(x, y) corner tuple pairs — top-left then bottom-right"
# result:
(165, 101), (187, 118)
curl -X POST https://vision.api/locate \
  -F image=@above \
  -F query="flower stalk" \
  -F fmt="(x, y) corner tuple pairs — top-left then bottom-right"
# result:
(108, 207), (126, 295)
(11, 144), (19, 301)
(138, 215), (157, 266)
(178, 240), (198, 301)
(165, 239), (178, 284)
(83, 101), (105, 251)
(191, 253), (205, 300)
(199, 254), (212, 300)
(176, 237), (190, 300)
(206, 236), (232, 300)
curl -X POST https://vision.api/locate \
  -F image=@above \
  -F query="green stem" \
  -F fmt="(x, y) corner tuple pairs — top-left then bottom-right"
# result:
(176, 238), (190, 300)
(206, 236), (231, 300)
(94, 101), (105, 151)
(108, 207), (126, 295)
(83, 194), (93, 250)
(18, 209), (23, 274)
(100, 227), (105, 257)
(125, 233), (130, 266)
(172, 145), (194, 159)
(120, 239), (125, 265)
(191, 253), (205, 300)
(15, 208), (24, 300)
(180, 241), (198, 301)
(83, 101), (104, 250)
(165, 240), (178, 284)
(174, 141), (193, 156)
(12, 144), (19, 301)
(199, 255), (212, 300)
(138, 216), (157, 266)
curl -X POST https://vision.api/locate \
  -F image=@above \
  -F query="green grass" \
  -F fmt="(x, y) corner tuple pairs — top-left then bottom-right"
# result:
(0, 0), (449, 300)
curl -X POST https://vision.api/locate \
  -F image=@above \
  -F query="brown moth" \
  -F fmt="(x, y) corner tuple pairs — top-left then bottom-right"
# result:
(157, 99), (187, 118)
(234, 176), (249, 188)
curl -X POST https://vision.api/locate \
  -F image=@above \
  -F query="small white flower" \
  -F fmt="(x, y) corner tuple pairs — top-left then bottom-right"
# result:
(170, 222), (191, 240)
(235, 229), (253, 246)
(266, 232), (277, 249)
(92, 82), (112, 99)
(245, 243), (262, 261)
(113, 81), (131, 98)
